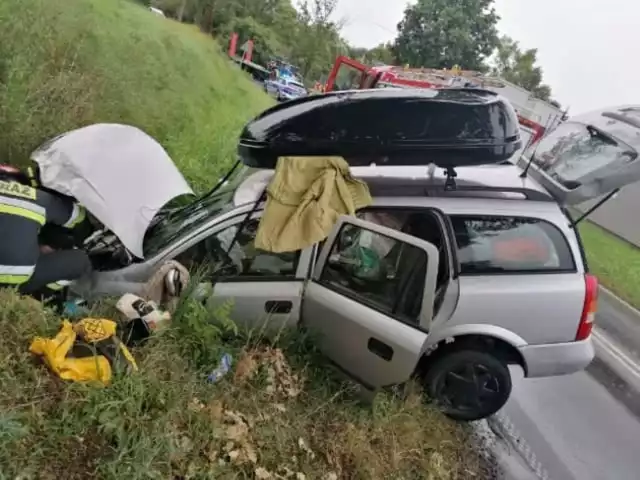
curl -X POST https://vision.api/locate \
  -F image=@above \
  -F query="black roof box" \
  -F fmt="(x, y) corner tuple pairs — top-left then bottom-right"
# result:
(237, 88), (522, 169)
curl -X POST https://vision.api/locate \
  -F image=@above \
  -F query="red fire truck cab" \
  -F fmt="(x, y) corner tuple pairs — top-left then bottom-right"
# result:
(324, 56), (565, 149)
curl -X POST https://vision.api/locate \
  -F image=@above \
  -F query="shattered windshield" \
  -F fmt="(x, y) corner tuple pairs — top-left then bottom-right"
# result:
(143, 165), (251, 258)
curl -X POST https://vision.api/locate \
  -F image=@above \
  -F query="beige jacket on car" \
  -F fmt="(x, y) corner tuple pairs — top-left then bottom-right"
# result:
(255, 156), (372, 253)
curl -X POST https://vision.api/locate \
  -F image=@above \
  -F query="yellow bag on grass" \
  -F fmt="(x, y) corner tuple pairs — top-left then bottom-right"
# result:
(30, 318), (138, 385)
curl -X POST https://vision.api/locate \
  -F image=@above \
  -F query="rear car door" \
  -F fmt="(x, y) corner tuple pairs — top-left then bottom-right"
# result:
(302, 216), (440, 389)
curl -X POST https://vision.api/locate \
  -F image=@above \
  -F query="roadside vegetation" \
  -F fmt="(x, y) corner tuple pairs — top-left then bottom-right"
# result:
(580, 222), (640, 309)
(0, 0), (272, 193)
(0, 289), (494, 479)
(0, 0), (491, 478)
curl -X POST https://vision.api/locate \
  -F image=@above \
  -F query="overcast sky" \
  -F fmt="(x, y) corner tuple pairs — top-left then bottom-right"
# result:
(333, 0), (638, 114)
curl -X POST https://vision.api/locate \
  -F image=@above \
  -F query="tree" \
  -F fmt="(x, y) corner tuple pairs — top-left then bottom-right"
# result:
(363, 43), (395, 65)
(153, 0), (346, 84)
(490, 35), (554, 102)
(289, 0), (345, 81)
(392, 0), (499, 71)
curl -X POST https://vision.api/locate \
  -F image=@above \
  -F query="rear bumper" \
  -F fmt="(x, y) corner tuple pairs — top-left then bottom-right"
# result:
(280, 91), (305, 100)
(519, 337), (595, 378)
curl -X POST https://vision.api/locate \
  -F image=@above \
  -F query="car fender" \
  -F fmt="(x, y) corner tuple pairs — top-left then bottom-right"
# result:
(425, 323), (528, 351)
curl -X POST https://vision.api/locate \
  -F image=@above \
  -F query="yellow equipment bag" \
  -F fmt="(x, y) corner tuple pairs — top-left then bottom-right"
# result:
(30, 318), (138, 385)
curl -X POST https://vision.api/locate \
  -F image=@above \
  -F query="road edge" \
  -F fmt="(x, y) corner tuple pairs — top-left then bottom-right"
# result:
(592, 286), (640, 408)
(599, 285), (640, 323)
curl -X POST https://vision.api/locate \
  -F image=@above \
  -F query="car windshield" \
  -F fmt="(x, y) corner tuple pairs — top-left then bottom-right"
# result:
(142, 166), (251, 258)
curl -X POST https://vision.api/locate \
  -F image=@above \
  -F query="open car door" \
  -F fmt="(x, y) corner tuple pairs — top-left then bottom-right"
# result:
(302, 216), (439, 389)
(518, 107), (640, 205)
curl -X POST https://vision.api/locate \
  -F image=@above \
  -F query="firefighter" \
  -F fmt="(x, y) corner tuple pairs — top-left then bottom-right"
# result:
(0, 164), (91, 309)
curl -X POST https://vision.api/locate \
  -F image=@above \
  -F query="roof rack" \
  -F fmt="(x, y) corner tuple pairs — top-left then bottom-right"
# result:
(423, 185), (554, 202)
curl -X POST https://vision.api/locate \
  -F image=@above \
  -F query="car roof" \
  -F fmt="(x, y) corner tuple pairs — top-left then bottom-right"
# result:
(234, 161), (554, 206)
(350, 162), (549, 193)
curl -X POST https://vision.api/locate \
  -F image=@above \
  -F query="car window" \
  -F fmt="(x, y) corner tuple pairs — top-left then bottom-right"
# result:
(528, 122), (635, 189)
(143, 166), (252, 258)
(317, 223), (429, 325)
(450, 216), (575, 274)
(174, 217), (300, 279)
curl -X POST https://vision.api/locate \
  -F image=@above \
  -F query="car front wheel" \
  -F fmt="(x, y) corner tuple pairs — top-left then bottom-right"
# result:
(421, 349), (512, 421)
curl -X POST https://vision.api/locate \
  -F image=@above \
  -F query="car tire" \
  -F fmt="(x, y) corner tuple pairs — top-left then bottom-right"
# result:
(421, 349), (512, 421)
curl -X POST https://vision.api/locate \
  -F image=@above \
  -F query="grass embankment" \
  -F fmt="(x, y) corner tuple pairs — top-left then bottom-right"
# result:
(0, 0), (272, 192)
(580, 222), (640, 309)
(0, 290), (491, 479)
(0, 0), (486, 478)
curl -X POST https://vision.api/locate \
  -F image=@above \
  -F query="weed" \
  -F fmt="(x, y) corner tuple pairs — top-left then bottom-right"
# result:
(580, 221), (640, 309)
(0, 288), (493, 479)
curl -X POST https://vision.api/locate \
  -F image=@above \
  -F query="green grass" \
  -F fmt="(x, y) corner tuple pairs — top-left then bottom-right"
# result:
(580, 221), (640, 309)
(0, 0), (273, 193)
(0, 290), (492, 479)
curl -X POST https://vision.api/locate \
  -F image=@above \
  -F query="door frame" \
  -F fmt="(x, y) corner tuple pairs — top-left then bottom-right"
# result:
(301, 215), (441, 387)
(311, 215), (440, 331)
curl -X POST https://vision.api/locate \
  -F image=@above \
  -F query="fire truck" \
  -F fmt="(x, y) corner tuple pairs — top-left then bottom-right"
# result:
(324, 56), (566, 149)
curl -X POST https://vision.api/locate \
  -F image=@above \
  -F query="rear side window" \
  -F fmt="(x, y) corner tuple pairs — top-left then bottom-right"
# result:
(450, 216), (575, 274)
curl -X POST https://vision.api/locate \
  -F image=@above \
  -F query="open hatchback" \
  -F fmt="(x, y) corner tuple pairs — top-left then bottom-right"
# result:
(516, 106), (640, 207)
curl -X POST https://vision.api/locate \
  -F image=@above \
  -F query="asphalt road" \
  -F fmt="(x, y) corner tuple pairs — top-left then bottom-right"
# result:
(490, 295), (640, 480)
(578, 183), (640, 247)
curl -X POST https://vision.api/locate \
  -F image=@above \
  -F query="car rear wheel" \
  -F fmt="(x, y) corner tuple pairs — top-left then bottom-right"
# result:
(421, 349), (512, 421)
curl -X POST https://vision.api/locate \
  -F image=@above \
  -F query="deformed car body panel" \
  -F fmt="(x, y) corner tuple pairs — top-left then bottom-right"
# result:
(31, 123), (194, 258)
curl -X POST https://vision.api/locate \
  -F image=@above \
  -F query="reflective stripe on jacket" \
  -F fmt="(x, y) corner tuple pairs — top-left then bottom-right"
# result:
(46, 279), (72, 291)
(0, 195), (46, 225)
(63, 203), (86, 229)
(0, 264), (36, 284)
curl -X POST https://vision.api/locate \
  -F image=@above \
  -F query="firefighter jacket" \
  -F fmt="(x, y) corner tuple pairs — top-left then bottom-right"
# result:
(0, 180), (85, 285)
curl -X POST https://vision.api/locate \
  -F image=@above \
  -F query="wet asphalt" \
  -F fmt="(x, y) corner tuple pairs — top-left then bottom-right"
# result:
(491, 295), (640, 480)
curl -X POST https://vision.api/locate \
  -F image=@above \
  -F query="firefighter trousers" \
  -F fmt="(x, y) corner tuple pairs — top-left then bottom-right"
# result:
(1, 250), (91, 310)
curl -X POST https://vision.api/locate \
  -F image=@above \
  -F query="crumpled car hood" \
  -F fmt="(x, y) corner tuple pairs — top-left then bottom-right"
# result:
(31, 123), (194, 258)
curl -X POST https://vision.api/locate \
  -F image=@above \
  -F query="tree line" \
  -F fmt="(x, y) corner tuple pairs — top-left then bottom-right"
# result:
(141, 0), (560, 106)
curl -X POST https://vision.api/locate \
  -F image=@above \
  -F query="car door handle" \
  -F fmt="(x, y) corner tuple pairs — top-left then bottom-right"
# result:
(367, 338), (394, 361)
(265, 300), (293, 314)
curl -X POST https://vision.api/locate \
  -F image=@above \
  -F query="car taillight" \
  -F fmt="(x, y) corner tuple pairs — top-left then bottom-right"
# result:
(576, 274), (598, 341)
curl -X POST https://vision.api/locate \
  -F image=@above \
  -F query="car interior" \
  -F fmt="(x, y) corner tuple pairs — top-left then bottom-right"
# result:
(356, 208), (450, 318)
(170, 206), (450, 324)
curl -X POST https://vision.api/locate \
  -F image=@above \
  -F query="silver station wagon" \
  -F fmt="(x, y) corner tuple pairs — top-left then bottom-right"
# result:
(30, 91), (640, 421)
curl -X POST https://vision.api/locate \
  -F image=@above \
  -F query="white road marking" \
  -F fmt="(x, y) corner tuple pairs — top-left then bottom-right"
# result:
(592, 328), (640, 388)
(488, 413), (551, 480)
(487, 329), (640, 480)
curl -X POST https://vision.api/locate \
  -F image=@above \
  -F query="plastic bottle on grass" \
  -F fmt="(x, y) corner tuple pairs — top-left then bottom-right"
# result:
(207, 353), (233, 383)
(62, 299), (89, 319)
